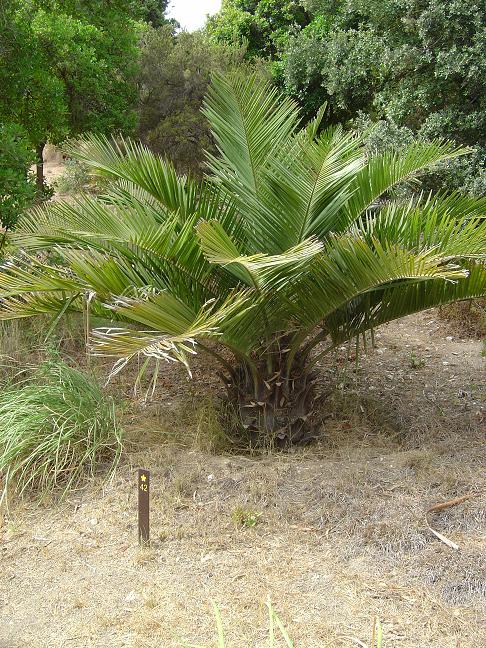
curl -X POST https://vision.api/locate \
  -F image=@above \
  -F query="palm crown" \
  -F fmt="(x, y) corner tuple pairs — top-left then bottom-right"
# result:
(1, 74), (485, 442)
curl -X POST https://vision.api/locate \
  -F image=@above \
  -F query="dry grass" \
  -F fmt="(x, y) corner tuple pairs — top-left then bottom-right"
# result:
(0, 312), (485, 647)
(438, 299), (486, 339)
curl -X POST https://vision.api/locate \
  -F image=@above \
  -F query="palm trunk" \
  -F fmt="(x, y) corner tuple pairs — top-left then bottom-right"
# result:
(221, 348), (319, 446)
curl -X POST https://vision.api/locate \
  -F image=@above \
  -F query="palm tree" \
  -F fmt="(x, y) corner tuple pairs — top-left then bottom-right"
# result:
(1, 74), (485, 443)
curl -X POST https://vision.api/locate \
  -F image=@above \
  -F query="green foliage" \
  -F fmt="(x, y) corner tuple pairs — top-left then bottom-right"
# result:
(137, 26), (247, 175)
(134, 0), (170, 27)
(0, 0), (139, 155)
(207, 0), (310, 58)
(231, 506), (262, 527)
(283, 24), (387, 120)
(0, 123), (36, 235)
(55, 160), (91, 195)
(0, 358), (122, 502)
(351, 114), (415, 157)
(409, 351), (426, 370)
(0, 75), (485, 440)
(209, 0), (485, 193)
(282, 0), (486, 192)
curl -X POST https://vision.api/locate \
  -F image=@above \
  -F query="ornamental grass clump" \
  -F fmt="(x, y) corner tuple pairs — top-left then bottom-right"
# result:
(0, 359), (122, 502)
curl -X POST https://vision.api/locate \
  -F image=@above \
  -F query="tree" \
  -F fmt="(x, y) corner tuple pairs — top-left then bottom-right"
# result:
(0, 123), (36, 250)
(0, 75), (485, 443)
(137, 26), (247, 175)
(0, 0), (140, 191)
(136, 0), (170, 27)
(281, 0), (486, 192)
(207, 0), (310, 58)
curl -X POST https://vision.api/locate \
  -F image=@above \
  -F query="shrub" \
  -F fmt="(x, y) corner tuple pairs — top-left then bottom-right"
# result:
(0, 122), (36, 242)
(55, 159), (91, 194)
(1, 74), (485, 445)
(0, 358), (122, 503)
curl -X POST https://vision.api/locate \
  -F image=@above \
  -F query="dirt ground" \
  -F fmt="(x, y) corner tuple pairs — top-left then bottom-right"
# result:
(0, 312), (485, 648)
(39, 144), (67, 192)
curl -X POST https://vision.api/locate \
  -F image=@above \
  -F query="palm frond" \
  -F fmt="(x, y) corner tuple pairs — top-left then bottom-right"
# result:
(327, 262), (486, 344)
(90, 289), (262, 374)
(65, 134), (230, 226)
(0, 292), (83, 320)
(197, 219), (323, 289)
(202, 73), (304, 253)
(66, 135), (191, 210)
(13, 194), (234, 311)
(0, 255), (86, 296)
(289, 234), (470, 330)
(203, 73), (301, 195)
(361, 194), (486, 260)
(262, 125), (364, 243)
(341, 140), (472, 228)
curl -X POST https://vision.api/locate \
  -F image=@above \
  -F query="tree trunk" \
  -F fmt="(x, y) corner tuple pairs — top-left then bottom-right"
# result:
(36, 142), (46, 194)
(221, 352), (320, 447)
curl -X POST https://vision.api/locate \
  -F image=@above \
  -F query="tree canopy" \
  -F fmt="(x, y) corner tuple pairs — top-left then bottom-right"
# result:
(0, 0), (140, 188)
(136, 0), (171, 27)
(207, 0), (310, 58)
(137, 26), (247, 175)
(0, 123), (36, 241)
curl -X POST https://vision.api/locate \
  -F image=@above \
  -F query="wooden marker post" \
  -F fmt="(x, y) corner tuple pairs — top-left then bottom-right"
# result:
(138, 468), (150, 545)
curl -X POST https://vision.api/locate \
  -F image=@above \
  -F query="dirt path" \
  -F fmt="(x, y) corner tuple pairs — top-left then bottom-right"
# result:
(0, 312), (484, 647)
(43, 160), (66, 189)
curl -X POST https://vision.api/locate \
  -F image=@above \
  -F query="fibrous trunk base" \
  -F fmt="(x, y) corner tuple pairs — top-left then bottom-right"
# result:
(222, 363), (319, 447)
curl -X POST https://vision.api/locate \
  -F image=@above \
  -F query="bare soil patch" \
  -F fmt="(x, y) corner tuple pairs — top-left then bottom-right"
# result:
(0, 312), (485, 647)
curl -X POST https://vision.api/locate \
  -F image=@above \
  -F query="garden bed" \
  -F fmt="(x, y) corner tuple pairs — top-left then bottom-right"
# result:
(0, 312), (484, 647)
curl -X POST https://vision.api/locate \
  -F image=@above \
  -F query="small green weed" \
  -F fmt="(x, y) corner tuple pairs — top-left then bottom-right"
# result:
(231, 505), (261, 528)
(181, 599), (294, 648)
(372, 618), (383, 648)
(409, 351), (426, 369)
